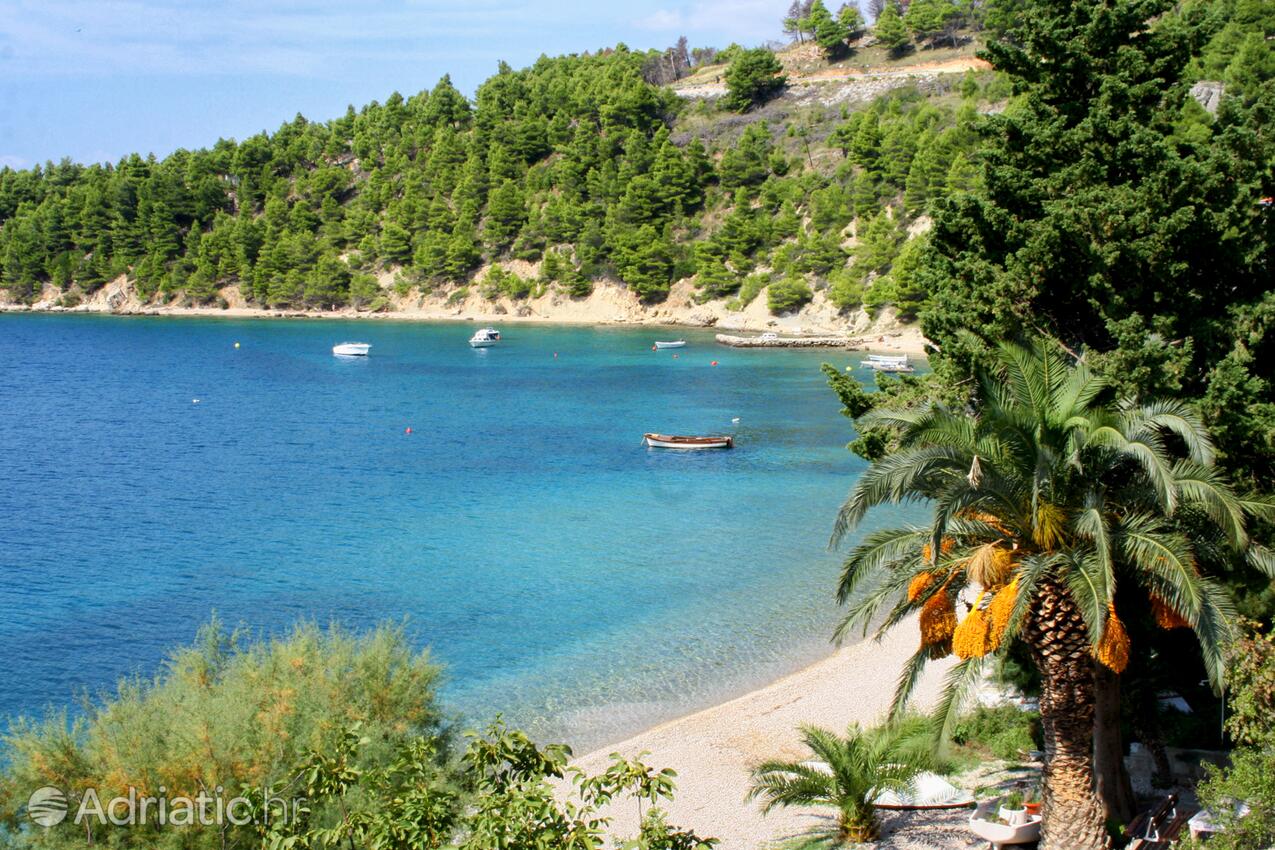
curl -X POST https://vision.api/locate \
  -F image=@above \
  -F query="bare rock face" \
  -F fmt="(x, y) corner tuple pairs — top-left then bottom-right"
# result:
(1190, 81), (1225, 116)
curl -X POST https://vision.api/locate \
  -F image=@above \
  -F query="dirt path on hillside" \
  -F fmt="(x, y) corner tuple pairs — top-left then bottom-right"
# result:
(672, 56), (990, 98)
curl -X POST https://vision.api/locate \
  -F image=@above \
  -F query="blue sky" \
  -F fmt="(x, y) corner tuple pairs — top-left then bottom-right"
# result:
(0, 0), (787, 169)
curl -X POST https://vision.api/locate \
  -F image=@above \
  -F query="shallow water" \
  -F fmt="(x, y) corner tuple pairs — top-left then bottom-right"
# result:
(0, 314), (916, 749)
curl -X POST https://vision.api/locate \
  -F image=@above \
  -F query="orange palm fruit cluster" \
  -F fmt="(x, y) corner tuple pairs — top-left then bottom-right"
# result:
(920, 586), (957, 650)
(920, 537), (955, 564)
(1095, 603), (1130, 673)
(986, 576), (1018, 650)
(908, 571), (935, 602)
(1151, 595), (1190, 630)
(953, 591), (993, 659)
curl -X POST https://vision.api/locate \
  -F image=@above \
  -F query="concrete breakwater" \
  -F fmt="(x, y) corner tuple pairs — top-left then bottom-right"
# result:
(715, 333), (851, 348)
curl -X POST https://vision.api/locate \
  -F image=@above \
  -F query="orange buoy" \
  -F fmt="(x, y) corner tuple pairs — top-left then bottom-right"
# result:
(405, 427), (412, 435)
(651, 345), (657, 351)
(711, 360), (718, 366)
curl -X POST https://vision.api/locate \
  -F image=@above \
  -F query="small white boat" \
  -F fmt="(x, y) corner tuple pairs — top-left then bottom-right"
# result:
(863, 353), (913, 373)
(332, 342), (371, 356)
(654, 340), (686, 349)
(469, 327), (501, 348)
(758, 332), (779, 342)
(644, 433), (734, 450)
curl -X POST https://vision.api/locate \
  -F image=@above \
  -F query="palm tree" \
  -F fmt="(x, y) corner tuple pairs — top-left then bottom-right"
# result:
(748, 721), (936, 846)
(831, 338), (1272, 850)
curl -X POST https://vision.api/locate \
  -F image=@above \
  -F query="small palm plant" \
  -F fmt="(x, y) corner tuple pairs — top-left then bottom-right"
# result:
(748, 721), (936, 846)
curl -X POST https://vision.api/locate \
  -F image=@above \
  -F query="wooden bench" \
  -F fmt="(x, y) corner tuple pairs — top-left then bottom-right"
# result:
(1127, 794), (1194, 849)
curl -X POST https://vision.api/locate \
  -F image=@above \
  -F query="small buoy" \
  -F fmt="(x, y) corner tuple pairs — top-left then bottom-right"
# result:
(233, 342), (240, 349)
(553, 352), (558, 358)
(651, 345), (657, 351)
(672, 354), (679, 359)
(405, 427), (412, 435)
(710, 360), (719, 367)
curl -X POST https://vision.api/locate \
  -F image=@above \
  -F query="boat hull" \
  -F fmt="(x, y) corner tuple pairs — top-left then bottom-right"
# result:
(653, 341), (686, 349)
(468, 340), (498, 348)
(332, 343), (370, 356)
(644, 433), (733, 449)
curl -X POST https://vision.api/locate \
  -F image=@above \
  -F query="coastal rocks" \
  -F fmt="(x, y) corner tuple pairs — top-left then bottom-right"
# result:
(716, 333), (851, 348)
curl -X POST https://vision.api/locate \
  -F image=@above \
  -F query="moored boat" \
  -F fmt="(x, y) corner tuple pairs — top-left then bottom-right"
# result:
(643, 433), (734, 449)
(332, 342), (371, 356)
(654, 340), (686, 349)
(469, 327), (501, 348)
(863, 353), (913, 373)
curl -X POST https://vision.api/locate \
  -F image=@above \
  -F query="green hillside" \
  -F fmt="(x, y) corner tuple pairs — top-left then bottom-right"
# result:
(0, 0), (1268, 322)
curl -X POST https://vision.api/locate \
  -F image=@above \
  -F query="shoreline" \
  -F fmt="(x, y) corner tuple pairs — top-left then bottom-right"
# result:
(1, 275), (933, 357)
(569, 617), (954, 849)
(0, 302), (932, 357)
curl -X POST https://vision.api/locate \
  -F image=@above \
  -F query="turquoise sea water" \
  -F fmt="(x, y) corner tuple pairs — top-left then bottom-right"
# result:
(0, 314), (912, 749)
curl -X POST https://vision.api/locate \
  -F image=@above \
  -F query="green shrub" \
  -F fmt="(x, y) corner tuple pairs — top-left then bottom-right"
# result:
(951, 705), (1042, 760)
(766, 277), (813, 315)
(0, 620), (455, 850)
(446, 286), (470, 306)
(828, 268), (864, 309)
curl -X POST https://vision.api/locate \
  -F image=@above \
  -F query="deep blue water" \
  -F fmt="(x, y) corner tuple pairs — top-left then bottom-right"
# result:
(0, 314), (911, 748)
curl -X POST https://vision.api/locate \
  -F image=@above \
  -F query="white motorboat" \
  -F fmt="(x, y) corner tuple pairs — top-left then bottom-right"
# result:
(654, 340), (686, 349)
(469, 327), (501, 348)
(644, 433), (734, 450)
(863, 353), (913, 373)
(332, 342), (371, 356)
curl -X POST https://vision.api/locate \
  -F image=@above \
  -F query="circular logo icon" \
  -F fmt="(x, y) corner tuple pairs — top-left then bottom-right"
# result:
(27, 786), (68, 827)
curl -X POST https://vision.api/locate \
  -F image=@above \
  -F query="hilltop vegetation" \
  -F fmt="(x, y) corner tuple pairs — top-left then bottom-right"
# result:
(0, 0), (1270, 327)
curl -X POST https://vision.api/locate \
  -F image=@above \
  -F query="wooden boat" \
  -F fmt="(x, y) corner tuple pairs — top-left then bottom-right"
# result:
(654, 340), (686, 349)
(644, 433), (734, 449)
(332, 342), (371, 356)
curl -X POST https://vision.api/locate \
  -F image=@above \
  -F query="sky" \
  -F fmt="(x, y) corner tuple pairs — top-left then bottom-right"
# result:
(0, 0), (788, 169)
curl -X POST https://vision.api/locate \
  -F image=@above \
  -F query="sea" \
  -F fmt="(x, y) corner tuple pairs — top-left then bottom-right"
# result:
(0, 313), (916, 750)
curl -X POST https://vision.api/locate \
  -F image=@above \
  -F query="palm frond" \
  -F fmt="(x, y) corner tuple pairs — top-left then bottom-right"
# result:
(1173, 460), (1250, 549)
(1129, 399), (1216, 465)
(930, 657), (987, 745)
(831, 446), (967, 547)
(889, 645), (933, 723)
(836, 526), (929, 605)
(1193, 578), (1238, 692)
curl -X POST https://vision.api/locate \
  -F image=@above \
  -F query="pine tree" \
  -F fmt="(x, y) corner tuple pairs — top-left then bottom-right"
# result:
(873, 4), (910, 55)
(810, 0), (848, 57)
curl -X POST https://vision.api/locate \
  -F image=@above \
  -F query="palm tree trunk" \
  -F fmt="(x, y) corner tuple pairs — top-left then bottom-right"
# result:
(1093, 663), (1136, 823)
(1023, 579), (1112, 850)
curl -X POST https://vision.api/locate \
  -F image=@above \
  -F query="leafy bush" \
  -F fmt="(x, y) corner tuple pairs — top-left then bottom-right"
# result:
(766, 277), (813, 315)
(951, 705), (1042, 761)
(1181, 624), (1275, 849)
(0, 620), (455, 849)
(0, 622), (719, 850)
